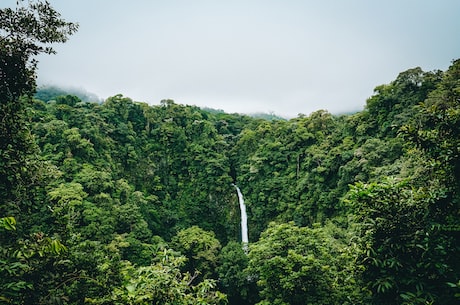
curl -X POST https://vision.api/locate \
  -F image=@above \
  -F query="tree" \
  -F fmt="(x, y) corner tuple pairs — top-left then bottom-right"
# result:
(171, 226), (221, 280)
(248, 221), (362, 305)
(91, 249), (227, 305)
(347, 177), (458, 304)
(0, 1), (78, 302)
(0, 0), (78, 116)
(1, 0), (78, 59)
(364, 67), (441, 137)
(1, 0), (78, 217)
(0, 215), (68, 304)
(217, 241), (257, 305)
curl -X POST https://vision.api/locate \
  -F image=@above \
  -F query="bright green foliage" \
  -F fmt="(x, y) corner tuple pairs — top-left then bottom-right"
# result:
(47, 182), (87, 234)
(89, 249), (227, 305)
(172, 226), (222, 280)
(248, 221), (363, 305)
(234, 108), (402, 239)
(234, 111), (342, 237)
(0, 216), (16, 231)
(32, 93), (239, 241)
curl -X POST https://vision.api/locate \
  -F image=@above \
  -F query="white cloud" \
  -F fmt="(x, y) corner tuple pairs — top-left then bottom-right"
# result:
(33, 0), (460, 117)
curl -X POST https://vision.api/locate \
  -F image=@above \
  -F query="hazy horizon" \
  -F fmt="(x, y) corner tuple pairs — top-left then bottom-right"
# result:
(3, 0), (459, 117)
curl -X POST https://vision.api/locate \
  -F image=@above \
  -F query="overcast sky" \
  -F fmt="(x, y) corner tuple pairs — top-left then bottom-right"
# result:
(4, 0), (460, 117)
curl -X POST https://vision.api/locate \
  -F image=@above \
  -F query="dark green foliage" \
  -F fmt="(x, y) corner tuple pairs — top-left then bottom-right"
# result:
(1, 2), (78, 303)
(218, 241), (257, 305)
(1, 0), (78, 220)
(348, 179), (431, 303)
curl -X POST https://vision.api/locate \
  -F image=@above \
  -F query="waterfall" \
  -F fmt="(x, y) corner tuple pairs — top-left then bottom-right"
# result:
(233, 185), (249, 246)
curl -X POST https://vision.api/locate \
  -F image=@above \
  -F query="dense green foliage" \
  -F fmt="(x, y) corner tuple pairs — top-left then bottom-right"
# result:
(1, 1), (459, 304)
(248, 221), (363, 305)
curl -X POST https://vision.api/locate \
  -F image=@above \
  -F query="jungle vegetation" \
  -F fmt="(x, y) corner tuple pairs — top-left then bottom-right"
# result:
(1, 1), (459, 304)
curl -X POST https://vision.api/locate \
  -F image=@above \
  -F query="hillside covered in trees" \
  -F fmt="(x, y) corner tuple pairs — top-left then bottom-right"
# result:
(1, 1), (459, 304)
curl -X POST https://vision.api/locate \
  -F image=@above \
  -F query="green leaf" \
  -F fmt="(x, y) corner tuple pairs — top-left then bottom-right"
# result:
(0, 217), (16, 231)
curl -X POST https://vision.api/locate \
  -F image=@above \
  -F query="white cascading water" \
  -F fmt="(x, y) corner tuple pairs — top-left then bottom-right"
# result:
(233, 185), (249, 246)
